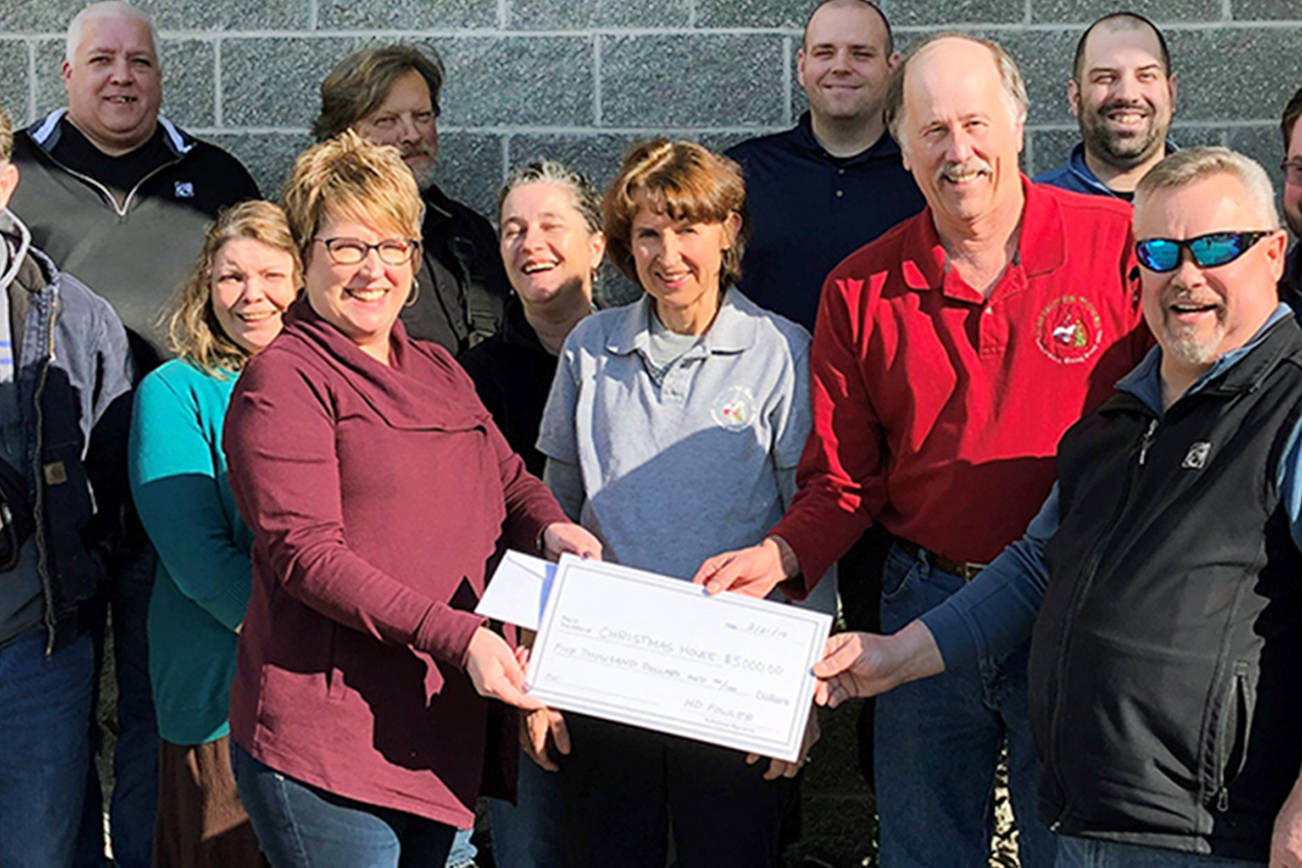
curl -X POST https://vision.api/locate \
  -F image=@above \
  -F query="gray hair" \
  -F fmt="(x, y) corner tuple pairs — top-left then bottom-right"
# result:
(66, 1), (157, 65)
(498, 160), (603, 236)
(1135, 146), (1280, 229)
(885, 33), (1029, 143)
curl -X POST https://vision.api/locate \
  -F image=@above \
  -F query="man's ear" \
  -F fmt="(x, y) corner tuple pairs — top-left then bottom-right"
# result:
(0, 162), (19, 212)
(1067, 78), (1081, 119)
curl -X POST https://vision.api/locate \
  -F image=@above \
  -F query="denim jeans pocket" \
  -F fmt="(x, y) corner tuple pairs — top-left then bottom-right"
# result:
(880, 548), (922, 604)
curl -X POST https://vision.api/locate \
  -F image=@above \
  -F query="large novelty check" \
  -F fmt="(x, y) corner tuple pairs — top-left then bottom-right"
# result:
(523, 554), (831, 762)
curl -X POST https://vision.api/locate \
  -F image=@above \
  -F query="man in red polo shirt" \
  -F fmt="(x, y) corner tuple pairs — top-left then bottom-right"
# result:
(694, 34), (1150, 868)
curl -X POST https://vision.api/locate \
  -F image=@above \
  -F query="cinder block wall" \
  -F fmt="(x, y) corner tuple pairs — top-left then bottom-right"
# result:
(4, 0), (1300, 223)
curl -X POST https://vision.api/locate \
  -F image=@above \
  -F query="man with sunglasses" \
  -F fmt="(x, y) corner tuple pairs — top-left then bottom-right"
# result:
(1280, 87), (1302, 307)
(813, 146), (1302, 867)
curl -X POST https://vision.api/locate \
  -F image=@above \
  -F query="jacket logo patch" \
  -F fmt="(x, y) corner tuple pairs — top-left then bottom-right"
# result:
(711, 385), (756, 432)
(1182, 441), (1212, 469)
(43, 461), (67, 485)
(1034, 295), (1103, 364)
(174, 180), (195, 198)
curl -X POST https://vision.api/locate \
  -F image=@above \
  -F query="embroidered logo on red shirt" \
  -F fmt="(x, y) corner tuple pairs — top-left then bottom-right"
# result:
(1034, 295), (1103, 364)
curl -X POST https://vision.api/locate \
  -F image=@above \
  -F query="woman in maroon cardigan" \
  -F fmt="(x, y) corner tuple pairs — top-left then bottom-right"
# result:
(222, 131), (600, 867)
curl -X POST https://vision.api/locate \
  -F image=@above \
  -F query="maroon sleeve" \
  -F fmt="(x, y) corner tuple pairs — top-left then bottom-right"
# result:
(222, 353), (485, 667)
(770, 268), (888, 594)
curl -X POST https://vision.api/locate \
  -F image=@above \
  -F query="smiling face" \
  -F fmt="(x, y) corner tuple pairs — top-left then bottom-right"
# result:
(1136, 173), (1286, 382)
(1070, 22), (1175, 172)
(209, 237), (297, 355)
(304, 214), (416, 363)
(500, 181), (604, 306)
(630, 200), (741, 335)
(352, 70), (439, 188)
(62, 12), (161, 155)
(898, 38), (1025, 230)
(1284, 115), (1302, 238)
(797, 1), (897, 126)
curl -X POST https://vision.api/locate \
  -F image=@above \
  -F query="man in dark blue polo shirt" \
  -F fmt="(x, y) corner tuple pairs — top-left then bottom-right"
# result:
(726, 0), (922, 332)
(1034, 12), (1176, 201)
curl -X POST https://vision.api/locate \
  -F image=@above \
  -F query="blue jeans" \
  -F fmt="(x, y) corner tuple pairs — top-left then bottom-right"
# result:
(78, 545), (160, 868)
(875, 543), (1057, 868)
(446, 826), (477, 867)
(231, 741), (457, 868)
(488, 750), (566, 868)
(0, 627), (94, 867)
(1056, 836), (1265, 867)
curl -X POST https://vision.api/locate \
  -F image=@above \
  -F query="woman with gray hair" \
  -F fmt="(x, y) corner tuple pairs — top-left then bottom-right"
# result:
(459, 159), (606, 868)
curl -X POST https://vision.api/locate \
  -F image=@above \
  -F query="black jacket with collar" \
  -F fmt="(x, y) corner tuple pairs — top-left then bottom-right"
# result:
(1033, 315), (1302, 860)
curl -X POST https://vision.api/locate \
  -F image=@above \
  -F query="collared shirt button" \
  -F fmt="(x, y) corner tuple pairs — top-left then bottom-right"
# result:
(835, 189), (844, 198)
(985, 307), (994, 315)
(837, 168), (845, 175)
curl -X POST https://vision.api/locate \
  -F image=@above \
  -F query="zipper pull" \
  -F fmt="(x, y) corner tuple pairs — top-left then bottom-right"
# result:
(1138, 418), (1158, 465)
(1217, 786), (1229, 812)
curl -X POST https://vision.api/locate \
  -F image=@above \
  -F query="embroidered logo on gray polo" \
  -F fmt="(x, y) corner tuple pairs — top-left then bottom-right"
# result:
(174, 180), (195, 198)
(1182, 441), (1212, 469)
(711, 385), (756, 432)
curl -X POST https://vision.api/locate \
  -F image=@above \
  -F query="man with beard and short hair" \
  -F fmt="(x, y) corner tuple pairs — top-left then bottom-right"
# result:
(315, 44), (510, 356)
(1280, 86), (1302, 307)
(1035, 12), (1176, 200)
(693, 34), (1152, 868)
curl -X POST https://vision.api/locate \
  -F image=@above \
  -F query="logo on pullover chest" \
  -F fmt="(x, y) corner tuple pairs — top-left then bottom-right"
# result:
(174, 180), (195, 198)
(1182, 441), (1212, 469)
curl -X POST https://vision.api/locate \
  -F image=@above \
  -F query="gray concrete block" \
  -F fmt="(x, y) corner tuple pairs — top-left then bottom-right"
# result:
(0, 42), (29, 128)
(1030, 0), (1222, 23)
(1227, 124), (1289, 191)
(993, 29), (1082, 126)
(220, 37), (362, 129)
(203, 131), (313, 198)
(318, 0), (495, 31)
(884, 0), (1024, 27)
(1233, 0), (1302, 18)
(134, 0), (311, 30)
(696, 0), (807, 29)
(600, 34), (785, 128)
(437, 37), (593, 127)
(35, 38), (216, 129)
(506, 0), (690, 29)
(508, 132), (643, 189)
(1166, 28), (1302, 122)
(0, 0), (311, 31)
(431, 131), (503, 223)
(0, 0), (83, 33)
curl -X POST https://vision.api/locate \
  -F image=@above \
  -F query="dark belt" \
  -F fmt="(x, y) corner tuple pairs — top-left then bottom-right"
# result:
(895, 539), (988, 581)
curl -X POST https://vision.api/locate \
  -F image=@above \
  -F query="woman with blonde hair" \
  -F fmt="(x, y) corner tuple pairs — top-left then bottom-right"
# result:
(129, 199), (299, 867)
(222, 131), (599, 867)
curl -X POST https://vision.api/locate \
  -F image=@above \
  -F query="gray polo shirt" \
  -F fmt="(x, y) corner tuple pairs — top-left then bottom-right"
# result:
(538, 290), (831, 610)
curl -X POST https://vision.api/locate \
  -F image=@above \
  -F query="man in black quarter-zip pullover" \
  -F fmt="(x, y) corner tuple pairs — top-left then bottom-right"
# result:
(6, 5), (258, 867)
(10, 1), (259, 376)
(813, 147), (1302, 867)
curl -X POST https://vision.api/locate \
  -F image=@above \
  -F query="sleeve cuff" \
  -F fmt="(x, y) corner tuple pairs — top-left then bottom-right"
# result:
(918, 599), (980, 673)
(413, 603), (488, 666)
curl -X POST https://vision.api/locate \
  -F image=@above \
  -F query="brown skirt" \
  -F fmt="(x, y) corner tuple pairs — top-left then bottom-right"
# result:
(152, 735), (269, 868)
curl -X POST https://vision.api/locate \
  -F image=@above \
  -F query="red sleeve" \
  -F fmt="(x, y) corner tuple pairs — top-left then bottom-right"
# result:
(770, 268), (889, 595)
(222, 353), (485, 667)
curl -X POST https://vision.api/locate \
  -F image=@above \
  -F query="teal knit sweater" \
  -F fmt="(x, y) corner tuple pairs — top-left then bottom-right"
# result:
(129, 359), (252, 745)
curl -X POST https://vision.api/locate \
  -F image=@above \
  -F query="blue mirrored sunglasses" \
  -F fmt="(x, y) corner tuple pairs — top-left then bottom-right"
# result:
(1134, 230), (1273, 273)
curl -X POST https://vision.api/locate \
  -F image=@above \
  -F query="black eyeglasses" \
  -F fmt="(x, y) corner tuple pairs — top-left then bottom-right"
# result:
(314, 236), (419, 266)
(1280, 160), (1302, 185)
(1134, 231), (1274, 273)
